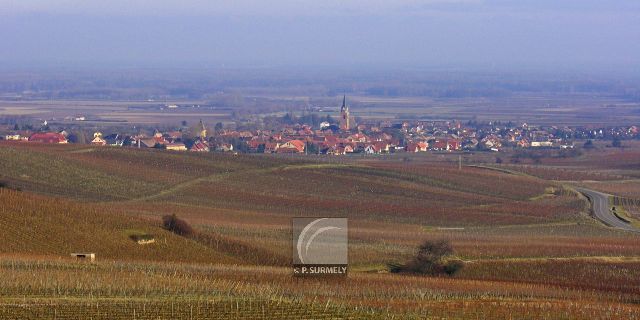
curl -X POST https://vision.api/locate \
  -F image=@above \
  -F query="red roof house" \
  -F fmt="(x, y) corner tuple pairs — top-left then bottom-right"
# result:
(190, 140), (210, 152)
(431, 139), (460, 151)
(277, 140), (305, 153)
(29, 132), (68, 144)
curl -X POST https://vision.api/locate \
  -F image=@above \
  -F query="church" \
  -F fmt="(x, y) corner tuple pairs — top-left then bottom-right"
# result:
(340, 95), (353, 131)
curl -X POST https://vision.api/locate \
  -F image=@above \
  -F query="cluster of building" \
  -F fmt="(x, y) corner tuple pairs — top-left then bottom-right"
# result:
(211, 120), (637, 155)
(2, 97), (639, 155)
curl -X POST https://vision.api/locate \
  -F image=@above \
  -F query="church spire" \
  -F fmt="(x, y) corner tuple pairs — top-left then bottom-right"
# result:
(198, 119), (207, 139)
(340, 95), (350, 131)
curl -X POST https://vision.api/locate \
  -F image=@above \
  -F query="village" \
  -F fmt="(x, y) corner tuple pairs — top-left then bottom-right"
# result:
(1, 97), (638, 155)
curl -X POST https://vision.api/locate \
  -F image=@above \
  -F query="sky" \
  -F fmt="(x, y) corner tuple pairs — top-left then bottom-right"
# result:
(0, 0), (639, 71)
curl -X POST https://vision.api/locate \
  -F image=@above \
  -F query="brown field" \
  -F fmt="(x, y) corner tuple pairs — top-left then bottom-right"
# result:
(3, 92), (640, 127)
(344, 93), (640, 125)
(0, 99), (233, 125)
(1, 142), (640, 318)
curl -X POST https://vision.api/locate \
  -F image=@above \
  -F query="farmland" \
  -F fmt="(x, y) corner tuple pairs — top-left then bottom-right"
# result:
(2, 67), (640, 144)
(1, 142), (640, 318)
(3, 256), (640, 319)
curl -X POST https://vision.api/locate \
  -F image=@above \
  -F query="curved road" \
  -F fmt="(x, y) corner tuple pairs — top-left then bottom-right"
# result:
(575, 187), (640, 233)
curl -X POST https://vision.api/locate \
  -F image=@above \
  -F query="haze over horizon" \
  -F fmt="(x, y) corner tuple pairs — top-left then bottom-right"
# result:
(1, 0), (639, 73)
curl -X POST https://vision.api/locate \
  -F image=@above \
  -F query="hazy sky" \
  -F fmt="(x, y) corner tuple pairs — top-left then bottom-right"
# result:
(1, 0), (639, 71)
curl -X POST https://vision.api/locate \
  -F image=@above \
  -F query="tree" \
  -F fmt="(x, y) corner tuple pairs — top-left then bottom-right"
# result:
(69, 130), (88, 144)
(282, 113), (295, 125)
(612, 137), (622, 148)
(475, 143), (490, 151)
(215, 122), (224, 131)
(583, 140), (595, 149)
(325, 115), (336, 124)
(558, 148), (582, 158)
(389, 239), (463, 276)
(162, 214), (193, 236)
(305, 142), (318, 154)
(230, 138), (248, 153)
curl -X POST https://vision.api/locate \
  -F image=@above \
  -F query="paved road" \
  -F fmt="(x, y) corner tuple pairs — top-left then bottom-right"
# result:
(575, 187), (640, 233)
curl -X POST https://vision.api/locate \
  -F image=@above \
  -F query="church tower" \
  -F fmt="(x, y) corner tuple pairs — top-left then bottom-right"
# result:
(197, 119), (207, 140)
(340, 95), (350, 131)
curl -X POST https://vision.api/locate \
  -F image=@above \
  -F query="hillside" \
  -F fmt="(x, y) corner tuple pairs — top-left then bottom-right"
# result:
(0, 188), (242, 263)
(3, 142), (640, 318)
(0, 142), (592, 266)
(0, 143), (618, 264)
(0, 142), (578, 226)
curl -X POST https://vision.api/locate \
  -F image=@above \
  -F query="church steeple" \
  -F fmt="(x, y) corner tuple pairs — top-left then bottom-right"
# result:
(198, 119), (207, 140)
(340, 95), (350, 131)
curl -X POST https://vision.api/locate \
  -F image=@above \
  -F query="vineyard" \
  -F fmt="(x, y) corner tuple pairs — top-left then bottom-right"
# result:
(0, 299), (381, 320)
(584, 181), (640, 199)
(503, 165), (624, 181)
(2, 142), (640, 318)
(1, 257), (640, 319)
(0, 188), (239, 263)
(612, 196), (640, 222)
(0, 142), (296, 201)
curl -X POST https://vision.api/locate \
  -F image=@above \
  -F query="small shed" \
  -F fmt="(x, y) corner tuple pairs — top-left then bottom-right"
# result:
(71, 253), (96, 262)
